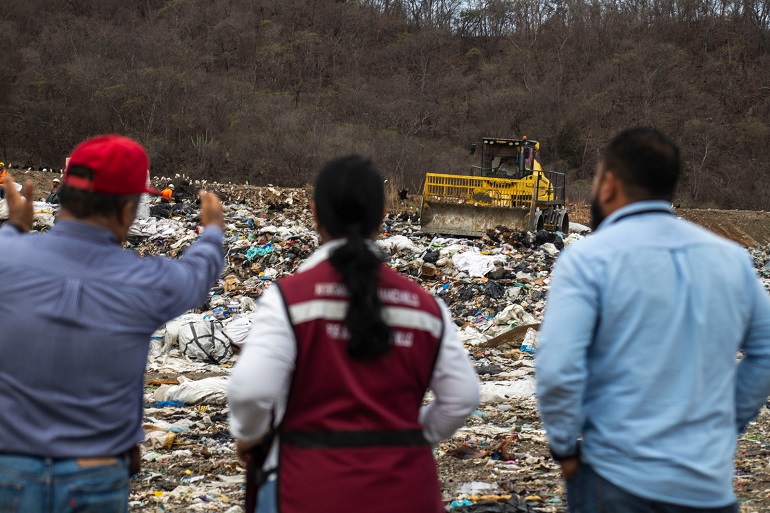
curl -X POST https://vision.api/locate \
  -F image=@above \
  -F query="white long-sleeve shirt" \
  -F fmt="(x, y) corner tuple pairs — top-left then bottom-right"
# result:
(228, 240), (480, 468)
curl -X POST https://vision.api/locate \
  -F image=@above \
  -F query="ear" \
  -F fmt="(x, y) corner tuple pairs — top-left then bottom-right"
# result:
(115, 199), (138, 242)
(121, 199), (138, 225)
(310, 201), (322, 229)
(599, 170), (621, 204)
(311, 201), (333, 244)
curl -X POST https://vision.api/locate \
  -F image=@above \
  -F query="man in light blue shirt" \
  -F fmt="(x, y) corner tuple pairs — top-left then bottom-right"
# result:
(537, 127), (770, 512)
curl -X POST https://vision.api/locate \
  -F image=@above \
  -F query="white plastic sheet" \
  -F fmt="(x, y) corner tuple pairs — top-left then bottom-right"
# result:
(451, 249), (505, 278)
(376, 235), (425, 255)
(458, 325), (489, 346)
(564, 233), (585, 246)
(153, 376), (229, 405)
(165, 314), (203, 346)
(240, 296), (257, 313)
(223, 315), (252, 347)
(495, 304), (537, 326)
(541, 242), (560, 256)
(569, 222), (591, 234)
(479, 380), (537, 404)
(128, 217), (185, 238)
(137, 193), (151, 220)
(520, 328), (539, 354)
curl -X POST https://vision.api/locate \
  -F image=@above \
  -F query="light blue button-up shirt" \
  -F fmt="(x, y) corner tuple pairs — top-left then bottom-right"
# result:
(0, 220), (224, 458)
(537, 200), (770, 507)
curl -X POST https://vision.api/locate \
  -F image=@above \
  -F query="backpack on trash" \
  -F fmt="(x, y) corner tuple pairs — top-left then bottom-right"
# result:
(177, 320), (235, 364)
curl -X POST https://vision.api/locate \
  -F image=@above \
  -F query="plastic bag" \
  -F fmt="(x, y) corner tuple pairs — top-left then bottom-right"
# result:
(223, 315), (253, 347)
(479, 380), (536, 404)
(177, 320), (234, 364)
(153, 376), (229, 405)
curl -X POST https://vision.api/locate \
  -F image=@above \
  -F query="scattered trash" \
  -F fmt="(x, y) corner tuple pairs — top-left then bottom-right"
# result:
(116, 183), (584, 508)
(479, 380), (537, 404)
(9, 180), (754, 510)
(519, 329), (539, 355)
(458, 482), (496, 494)
(177, 320), (235, 364)
(153, 376), (229, 405)
(447, 495), (537, 512)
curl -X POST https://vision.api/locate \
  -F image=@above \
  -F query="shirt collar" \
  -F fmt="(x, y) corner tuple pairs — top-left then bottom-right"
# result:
(599, 200), (674, 231)
(51, 220), (119, 245)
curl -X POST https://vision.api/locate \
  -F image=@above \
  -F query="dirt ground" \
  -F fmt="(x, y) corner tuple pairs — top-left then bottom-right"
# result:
(569, 200), (770, 247)
(677, 209), (770, 247)
(6, 168), (61, 199)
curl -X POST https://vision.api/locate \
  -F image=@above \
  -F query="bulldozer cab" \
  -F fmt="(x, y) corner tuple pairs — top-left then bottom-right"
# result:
(475, 138), (541, 179)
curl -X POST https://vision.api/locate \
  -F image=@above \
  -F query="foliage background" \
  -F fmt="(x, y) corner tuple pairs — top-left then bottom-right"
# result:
(0, 0), (768, 207)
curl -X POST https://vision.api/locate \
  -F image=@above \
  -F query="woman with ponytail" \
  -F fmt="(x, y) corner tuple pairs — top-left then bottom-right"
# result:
(229, 156), (480, 513)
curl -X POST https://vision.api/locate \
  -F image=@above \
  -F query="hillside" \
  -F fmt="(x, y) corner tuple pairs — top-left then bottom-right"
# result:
(0, 0), (769, 209)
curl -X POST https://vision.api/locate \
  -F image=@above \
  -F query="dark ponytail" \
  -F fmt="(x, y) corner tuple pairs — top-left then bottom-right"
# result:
(314, 156), (390, 359)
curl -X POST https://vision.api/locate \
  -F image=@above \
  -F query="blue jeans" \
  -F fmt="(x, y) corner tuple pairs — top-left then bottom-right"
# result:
(567, 462), (738, 513)
(0, 454), (130, 513)
(255, 478), (277, 513)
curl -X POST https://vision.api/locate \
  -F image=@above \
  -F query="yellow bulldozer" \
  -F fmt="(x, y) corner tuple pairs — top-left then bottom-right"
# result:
(420, 137), (568, 237)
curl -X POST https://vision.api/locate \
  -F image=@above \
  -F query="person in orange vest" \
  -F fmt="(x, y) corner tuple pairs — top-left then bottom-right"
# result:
(0, 162), (7, 199)
(228, 155), (480, 513)
(160, 184), (174, 203)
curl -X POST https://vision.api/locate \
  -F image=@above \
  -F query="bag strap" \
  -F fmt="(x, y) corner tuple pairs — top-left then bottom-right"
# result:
(188, 322), (219, 365)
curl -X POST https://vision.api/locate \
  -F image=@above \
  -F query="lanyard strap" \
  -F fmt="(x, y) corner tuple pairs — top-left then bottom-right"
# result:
(612, 208), (674, 224)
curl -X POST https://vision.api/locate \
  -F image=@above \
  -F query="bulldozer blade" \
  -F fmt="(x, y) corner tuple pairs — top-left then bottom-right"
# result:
(420, 201), (532, 237)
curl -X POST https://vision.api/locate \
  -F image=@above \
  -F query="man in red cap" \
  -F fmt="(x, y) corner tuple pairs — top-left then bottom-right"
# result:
(0, 135), (225, 512)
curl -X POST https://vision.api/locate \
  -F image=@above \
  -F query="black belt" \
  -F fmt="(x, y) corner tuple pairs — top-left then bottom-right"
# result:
(282, 429), (428, 449)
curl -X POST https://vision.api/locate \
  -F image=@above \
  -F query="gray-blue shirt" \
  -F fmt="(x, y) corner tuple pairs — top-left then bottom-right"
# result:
(0, 220), (224, 458)
(537, 200), (770, 507)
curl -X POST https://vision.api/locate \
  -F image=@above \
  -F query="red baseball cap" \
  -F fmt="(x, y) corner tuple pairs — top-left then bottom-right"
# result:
(64, 135), (159, 195)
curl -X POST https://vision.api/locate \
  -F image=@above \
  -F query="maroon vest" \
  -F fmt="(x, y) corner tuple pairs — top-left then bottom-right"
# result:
(275, 260), (445, 513)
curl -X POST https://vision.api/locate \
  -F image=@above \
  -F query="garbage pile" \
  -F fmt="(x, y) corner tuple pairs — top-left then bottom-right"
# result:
(100, 181), (579, 511)
(0, 200), (57, 230)
(4, 183), (770, 512)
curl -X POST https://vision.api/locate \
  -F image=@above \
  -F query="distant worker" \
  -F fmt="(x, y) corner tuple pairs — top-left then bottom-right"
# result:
(0, 162), (6, 199)
(0, 135), (225, 512)
(229, 155), (480, 513)
(173, 182), (189, 204)
(160, 183), (174, 203)
(46, 177), (61, 204)
(537, 127), (770, 513)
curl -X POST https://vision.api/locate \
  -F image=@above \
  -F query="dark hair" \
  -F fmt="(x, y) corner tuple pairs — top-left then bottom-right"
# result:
(59, 165), (140, 219)
(602, 127), (681, 201)
(314, 155), (389, 359)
